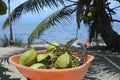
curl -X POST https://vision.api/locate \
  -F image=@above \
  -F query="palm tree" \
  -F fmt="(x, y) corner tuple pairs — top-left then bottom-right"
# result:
(2, 0), (120, 49)
(8, 0), (14, 45)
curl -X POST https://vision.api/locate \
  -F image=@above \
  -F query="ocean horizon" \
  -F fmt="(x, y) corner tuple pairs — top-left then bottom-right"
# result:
(0, 21), (120, 44)
(0, 21), (89, 43)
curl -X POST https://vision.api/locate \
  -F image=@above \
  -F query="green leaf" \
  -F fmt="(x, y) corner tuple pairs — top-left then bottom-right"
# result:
(76, 3), (84, 29)
(0, 0), (7, 15)
(2, 0), (65, 29)
(116, 0), (120, 3)
(63, 38), (77, 51)
(28, 8), (74, 40)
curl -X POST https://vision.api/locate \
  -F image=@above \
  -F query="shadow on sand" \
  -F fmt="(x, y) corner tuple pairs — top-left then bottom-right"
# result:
(84, 50), (120, 80)
(0, 64), (20, 80)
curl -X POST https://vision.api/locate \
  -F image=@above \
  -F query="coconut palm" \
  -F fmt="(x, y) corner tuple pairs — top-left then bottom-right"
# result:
(8, 0), (14, 45)
(0, 0), (14, 46)
(2, 0), (120, 49)
(1, 0), (14, 45)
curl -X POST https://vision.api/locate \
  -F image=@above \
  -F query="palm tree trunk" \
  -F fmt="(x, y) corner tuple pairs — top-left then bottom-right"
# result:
(94, 0), (120, 49)
(8, 0), (14, 45)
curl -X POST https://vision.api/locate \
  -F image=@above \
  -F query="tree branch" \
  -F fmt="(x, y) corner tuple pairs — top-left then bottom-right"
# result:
(112, 6), (120, 10)
(111, 19), (120, 23)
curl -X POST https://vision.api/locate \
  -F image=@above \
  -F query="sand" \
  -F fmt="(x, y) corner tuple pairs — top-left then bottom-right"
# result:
(0, 44), (120, 80)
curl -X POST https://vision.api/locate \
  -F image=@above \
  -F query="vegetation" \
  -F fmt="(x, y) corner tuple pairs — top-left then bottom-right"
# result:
(7, 0), (14, 45)
(0, 0), (14, 45)
(0, 34), (9, 47)
(0, 0), (7, 15)
(0, 33), (24, 47)
(18, 38), (81, 69)
(2, 0), (120, 49)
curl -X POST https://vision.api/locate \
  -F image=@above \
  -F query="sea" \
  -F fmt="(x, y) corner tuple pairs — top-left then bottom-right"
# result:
(0, 12), (120, 44)
(0, 21), (89, 43)
(0, 21), (120, 44)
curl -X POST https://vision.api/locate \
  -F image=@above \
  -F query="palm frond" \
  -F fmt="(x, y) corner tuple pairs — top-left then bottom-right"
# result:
(88, 22), (100, 44)
(2, 0), (65, 29)
(63, 38), (77, 51)
(76, 4), (84, 29)
(116, 0), (120, 3)
(75, 0), (86, 29)
(89, 23), (95, 43)
(28, 7), (74, 40)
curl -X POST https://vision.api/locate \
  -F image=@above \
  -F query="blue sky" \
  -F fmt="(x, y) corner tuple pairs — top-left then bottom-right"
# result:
(1, 0), (120, 24)
(0, 0), (120, 30)
(0, 0), (64, 24)
(0, 0), (120, 31)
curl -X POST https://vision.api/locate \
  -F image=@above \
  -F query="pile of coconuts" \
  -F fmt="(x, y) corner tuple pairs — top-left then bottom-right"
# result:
(18, 38), (81, 69)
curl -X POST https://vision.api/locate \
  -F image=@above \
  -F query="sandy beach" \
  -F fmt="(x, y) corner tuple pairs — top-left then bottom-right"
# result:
(0, 43), (120, 80)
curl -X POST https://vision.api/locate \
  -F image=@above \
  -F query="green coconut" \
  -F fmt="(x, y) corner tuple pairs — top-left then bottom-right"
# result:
(18, 49), (37, 66)
(30, 63), (45, 69)
(55, 52), (71, 69)
(47, 42), (59, 52)
(37, 54), (50, 63)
